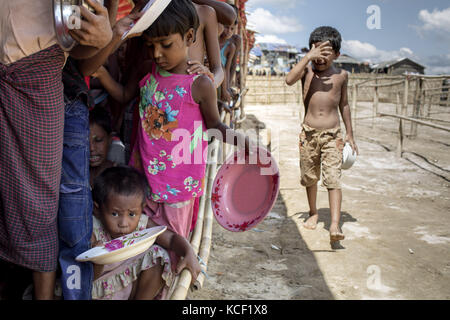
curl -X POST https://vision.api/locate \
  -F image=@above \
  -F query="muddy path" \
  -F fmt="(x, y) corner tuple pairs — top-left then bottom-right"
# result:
(189, 102), (450, 300)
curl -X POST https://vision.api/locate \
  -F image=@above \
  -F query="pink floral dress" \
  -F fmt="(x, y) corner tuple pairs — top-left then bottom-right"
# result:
(129, 63), (208, 204)
(91, 214), (172, 300)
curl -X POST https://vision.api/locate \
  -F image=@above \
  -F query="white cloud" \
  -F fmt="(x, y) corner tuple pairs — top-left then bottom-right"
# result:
(422, 54), (450, 75)
(247, 0), (305, 9)
(247, 8), (303, 35)
(418, 7), (450, 33)
(341, 40), (416, 64)
(255, 34), (288, 44)
(341, 40), (450, 75)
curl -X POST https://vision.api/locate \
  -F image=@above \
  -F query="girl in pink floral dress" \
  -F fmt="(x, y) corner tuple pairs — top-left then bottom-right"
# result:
(90, 166), (200, 300)
(94, 0), (250, 257)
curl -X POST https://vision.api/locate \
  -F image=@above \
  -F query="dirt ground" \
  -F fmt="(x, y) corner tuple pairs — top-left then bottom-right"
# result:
(188, 101), (450, 300)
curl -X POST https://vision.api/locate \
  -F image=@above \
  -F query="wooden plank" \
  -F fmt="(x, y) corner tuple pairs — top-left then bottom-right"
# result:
(378, 112), (450, 132)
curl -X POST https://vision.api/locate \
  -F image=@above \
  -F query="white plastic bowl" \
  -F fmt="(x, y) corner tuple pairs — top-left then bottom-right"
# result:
(76, 226), (166, 265)
(342, 142), (357, 170)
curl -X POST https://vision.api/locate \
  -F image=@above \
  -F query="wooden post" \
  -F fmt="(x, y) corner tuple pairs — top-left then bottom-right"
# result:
(395, 91), (401, 115)
(402, 78), (409, 116)
(397, 115), (403, 158)
(398, 77), (408, 156)
(420, 88), (426, 117)
(410, 78), (423, 137)
(351, 84), (358, 130)
(372, 82), (378, 128)
(426, 93), (432, 117)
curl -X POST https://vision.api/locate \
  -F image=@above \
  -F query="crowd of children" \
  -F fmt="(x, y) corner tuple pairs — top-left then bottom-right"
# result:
(0, 0), (244, 300)
(0, 0), (357, 301)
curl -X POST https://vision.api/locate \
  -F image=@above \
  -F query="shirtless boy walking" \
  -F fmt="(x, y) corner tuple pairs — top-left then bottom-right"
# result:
(286, 26), (358, 242)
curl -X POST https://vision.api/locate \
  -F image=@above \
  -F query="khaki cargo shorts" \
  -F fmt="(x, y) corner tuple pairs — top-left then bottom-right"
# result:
(299, 123), (344, 189)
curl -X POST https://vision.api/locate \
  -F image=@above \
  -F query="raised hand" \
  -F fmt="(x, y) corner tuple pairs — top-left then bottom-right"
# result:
(69, 0), (112, 49)
(113, 11), (144, 39)
(187, 60), (215, 82)
(307, 41), (333, 63)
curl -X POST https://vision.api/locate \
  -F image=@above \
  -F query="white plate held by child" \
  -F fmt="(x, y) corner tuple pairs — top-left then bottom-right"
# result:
(76, 226), (167, 265)
(342, 142), (357, 170)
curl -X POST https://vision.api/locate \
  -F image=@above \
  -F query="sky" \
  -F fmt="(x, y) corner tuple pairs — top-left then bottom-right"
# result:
(246, 0), (450, 74)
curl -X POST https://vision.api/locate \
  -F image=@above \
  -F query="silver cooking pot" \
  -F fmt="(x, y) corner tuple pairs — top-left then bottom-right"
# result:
(53, 0), (104, 51)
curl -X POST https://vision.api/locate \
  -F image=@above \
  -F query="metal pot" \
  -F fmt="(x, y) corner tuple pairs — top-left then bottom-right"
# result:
(53, 0), (104, 51)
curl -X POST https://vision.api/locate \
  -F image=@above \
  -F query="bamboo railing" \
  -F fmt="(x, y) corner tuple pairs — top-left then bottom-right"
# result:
(351, 74), (450, 159)
(168, 110), (229, 300)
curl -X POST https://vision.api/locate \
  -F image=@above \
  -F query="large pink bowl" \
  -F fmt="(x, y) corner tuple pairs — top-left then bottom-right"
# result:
(211, 148), (280, 232)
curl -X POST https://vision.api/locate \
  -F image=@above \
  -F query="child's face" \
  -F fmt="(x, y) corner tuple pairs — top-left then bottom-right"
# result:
(218, 23), (224, 37)
(143, 30), (194, 73)
(221, 23), (236, 40)
(97, 191), (145, 239)
(311, 41), (340, 72)
(89, 123), (111, 168)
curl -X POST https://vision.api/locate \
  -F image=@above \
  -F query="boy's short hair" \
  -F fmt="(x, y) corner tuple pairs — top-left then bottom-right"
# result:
(144, 0), (199, 39)
(92, 166), (148, 208)
(89, 107), (112, 135)
(309, 26), (342, 53)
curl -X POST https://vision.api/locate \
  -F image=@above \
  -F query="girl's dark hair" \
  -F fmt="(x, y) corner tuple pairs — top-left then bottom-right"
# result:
(89, 107), (112, 135)
(92, 166), (148, 208)
(144, 0), (199, 39)
(309, 26), (342, 53)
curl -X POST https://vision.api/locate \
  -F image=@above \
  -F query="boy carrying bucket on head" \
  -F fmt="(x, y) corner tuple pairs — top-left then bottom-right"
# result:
(286, 26), (358, 243)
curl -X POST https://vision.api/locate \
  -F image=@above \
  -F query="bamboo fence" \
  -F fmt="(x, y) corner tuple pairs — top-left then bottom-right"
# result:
(351, 74), (450, 158)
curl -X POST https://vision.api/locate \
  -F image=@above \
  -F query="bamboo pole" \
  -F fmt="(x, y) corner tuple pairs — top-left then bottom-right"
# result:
(397, 114), (403, 158)
(426, 93), (432, 117)
(420, 87), (426, 117)
(402, 78), (409, 115)
(372, 81), (378, 128)
(351, 84), (357, 130)
(362, 80), (405, 87)
(192, 141), (219, 290)
(168, 165), (210, 300)
(378, 112), (450, 132)
(397, 78), (409, 156)
(410, 78), (423, 137)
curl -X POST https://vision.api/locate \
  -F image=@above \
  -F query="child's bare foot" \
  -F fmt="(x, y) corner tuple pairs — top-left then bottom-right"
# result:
(329, 224), (345, 242)
(303, 212), (318, 230)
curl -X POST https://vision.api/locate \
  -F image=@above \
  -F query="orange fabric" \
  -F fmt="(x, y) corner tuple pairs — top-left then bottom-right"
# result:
(116, 0), (134, 21)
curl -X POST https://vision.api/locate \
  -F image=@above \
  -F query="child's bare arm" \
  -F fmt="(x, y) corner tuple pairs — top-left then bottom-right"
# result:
(193, 75), (250, 151)
(192, 0), (236, 26)
(338, 71), (358, 154)
(78, 11), (144, 77)
(94, 60), (148, 104)
(220, 43), (236, 102)
(285, 41), (333, 86)
(229, 35), (241, 86)
(224, 42), (236, 90)
(188, 5), (224, 88)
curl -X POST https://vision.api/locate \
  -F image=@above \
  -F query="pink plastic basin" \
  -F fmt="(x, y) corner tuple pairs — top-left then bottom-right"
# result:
(211, 148), (280, 232)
